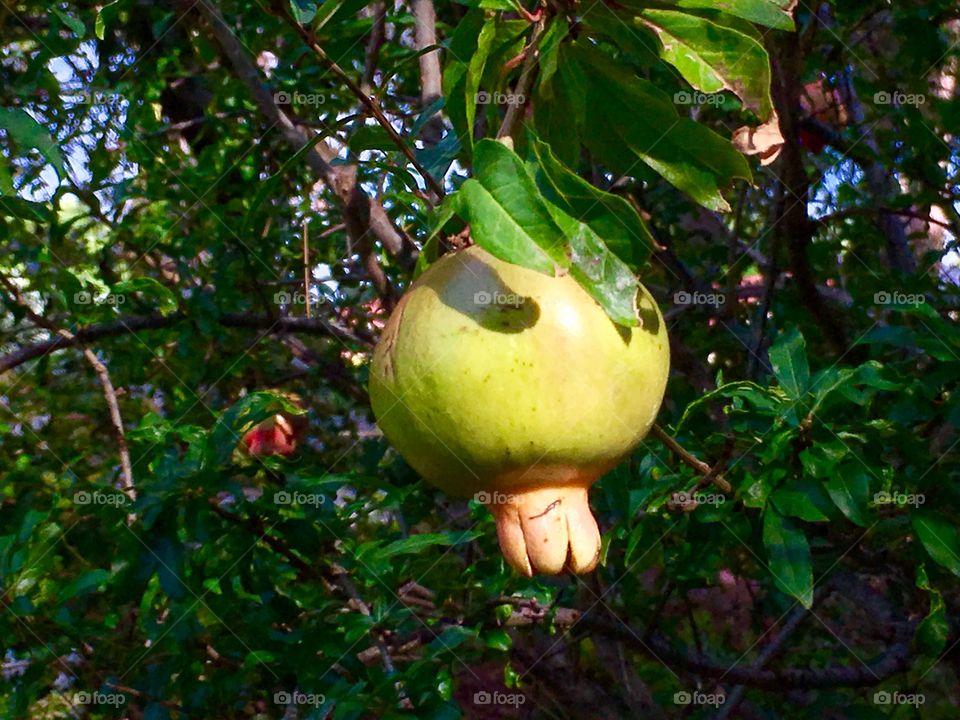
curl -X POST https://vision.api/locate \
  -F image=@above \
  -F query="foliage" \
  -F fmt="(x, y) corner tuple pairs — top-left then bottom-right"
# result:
(1, 1), (959, 718)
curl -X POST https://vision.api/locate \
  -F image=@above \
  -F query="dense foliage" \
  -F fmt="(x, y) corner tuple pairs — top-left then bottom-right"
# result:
(1, 1), (958, 718)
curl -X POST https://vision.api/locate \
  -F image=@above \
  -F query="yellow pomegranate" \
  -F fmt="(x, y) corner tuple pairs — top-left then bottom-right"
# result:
(369, 245), (669, 575)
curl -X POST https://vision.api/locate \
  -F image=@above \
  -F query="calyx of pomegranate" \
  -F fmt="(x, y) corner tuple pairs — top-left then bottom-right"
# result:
(369, 245), (669, 575)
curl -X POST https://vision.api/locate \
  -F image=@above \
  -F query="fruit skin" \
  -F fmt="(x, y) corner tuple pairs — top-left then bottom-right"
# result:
(369, 245), (669, 575)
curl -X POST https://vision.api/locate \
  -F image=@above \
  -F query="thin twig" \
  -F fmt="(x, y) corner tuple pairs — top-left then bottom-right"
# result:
(496, 17), (545, 140)
(650, 424), (731, 493)
(1, 308), (372, 367)
(816, 205), (954, 230)
(302, 222), (311, 319)
(411, 0), (444, 147)
(0, 275), (136, 516)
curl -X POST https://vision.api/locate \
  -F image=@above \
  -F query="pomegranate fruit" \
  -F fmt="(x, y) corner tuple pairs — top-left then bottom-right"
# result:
(369, 246), (669, 575)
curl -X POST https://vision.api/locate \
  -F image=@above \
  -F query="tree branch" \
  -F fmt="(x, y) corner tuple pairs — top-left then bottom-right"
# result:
(496, 18), (545, 140)
(411, 0), (444, 147)
(195, 0), (412, 267)
(650, 424), (732, 493)
(271, 3), (446, 199)
(0, 311), (373, 376)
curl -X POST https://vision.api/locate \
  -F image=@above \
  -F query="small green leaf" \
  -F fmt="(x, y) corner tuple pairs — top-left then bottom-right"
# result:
(0, 108), (67, 181)
(912, 512), (960, 577)
(530, 134), (655, 266)
(289, 0), (318, 24)
(485, 629), (512, 651)
(95, 0), (122, 40)
(377, 530), (480, 559)
(113, 277), (179, 316)
(763, 507), (813, 607)
(54, 8), (86, 36)
(465, 18), (498, 151)
(771, 480), (833, 522)
(822, 466), (870, 527)
(915, 565), (948, 655)
(768, 327), (809, 399)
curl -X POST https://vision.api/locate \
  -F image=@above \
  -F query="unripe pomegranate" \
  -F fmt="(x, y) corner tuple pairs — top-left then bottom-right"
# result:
(369, 246), (669, 575)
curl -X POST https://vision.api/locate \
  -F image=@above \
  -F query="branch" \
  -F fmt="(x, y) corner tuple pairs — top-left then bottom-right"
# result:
(195, 0), (411, 265)
(362, 2), (387, 91)
(817, 206), (955, 231)
(577, 613), (914, 691)
(496, 18), (545, 140)
(0, 311), (373, 375)
(411, 0), (444, 147)
(650, 424), (732, 493)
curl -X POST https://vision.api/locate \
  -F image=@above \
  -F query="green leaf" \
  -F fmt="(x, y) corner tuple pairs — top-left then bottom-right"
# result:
(914, 565), (949, 655)
(376, 530), (480, 559)
(0, 108), (67, 180)
(771, 480), (834, 522)
(666, 0), (796, 31)
(485, 629), (512, 651)
(571, 42), (751, 212)
(0, 160), (12, 195)
(289, 0), (318, 24)
(465, 18), (498, 151)
(536, 20), (569, 89)
(639, 10), (773, 119)
(95, 0), (122, 40)
(822, 466), (870, 527)
(763, 507), (813, 607)
(458, 139), (567, 274)
(912, 512), (960, 577)
(113, 277), (179, 316)
(415, 193), (462, 278)
(53, 8), (86, 37)
(547, 210), (640, 325)
(768, 327), (809, 399)
(530, 134), (655, 266)
(59, 569), (110, 600)
(532, 44), (585, 167)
